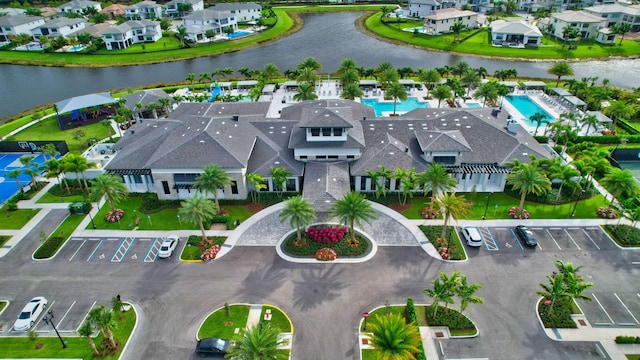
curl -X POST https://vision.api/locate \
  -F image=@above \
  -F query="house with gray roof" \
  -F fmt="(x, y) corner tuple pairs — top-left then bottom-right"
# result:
(491, 20), (543, 47)
(102, 19), (162, 50)
(104, 100), (550, 204)
(125, 1), (163, 20)
(182, 8), (238, 42)
(165, 0), (204, 17)
(58, 0), (101, 15)
(408, 0), (455, 18)
(209, 2), (262, 21)
(0, 14), (44, 42)
(31, 17), (86, 39)
(545, 10), (607, 42)
(424, 8), (478, 34)
(585, 3), (640, 30)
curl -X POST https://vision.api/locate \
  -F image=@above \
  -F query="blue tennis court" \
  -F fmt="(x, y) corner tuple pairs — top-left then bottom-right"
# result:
(0, 153), (50, 204)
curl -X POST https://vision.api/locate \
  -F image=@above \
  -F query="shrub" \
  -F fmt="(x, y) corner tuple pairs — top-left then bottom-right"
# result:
(307, 226), (347, 244)
(5, 200), (17, 211)
(282, 229), (370, 258)
(509, 206), (529, 219)
(426, 305), (474, 330)
(209, 215), (232, 229)
(537, 297), (577, 328)
(201, 244), (221, 262)
(603, 224), (640, 246)
(314, 248), (337, 261)
(615, 336), (636, 344)
(406, 298), (417, 324)
(33, 236), (65, 259)
(421, 207), (440, 219)
(419, 225), (464, 260)
(534, 135), (549, 143)
(596, 207), (618, 219)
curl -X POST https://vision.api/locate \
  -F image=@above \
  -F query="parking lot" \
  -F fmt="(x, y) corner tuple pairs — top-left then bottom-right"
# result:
(55, 236), (182, 263)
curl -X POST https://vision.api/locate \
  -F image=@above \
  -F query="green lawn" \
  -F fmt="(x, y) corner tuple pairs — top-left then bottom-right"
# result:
(402, 192), (607, 220)
(360, 305), (405, 332)
(260, 305), (292, 333)
(198, 304), (250, 340)
(0, 111), (55, 138)
(361, 349), (376, 360)
(0, 304), (136, 359)
(9, 117), (108, 154)
(0, 300), (7, 313)
(626, 355), (640, 360)
(365, 13), (640, 60)
(180, 236), (226, 261)
(0, 209), (40, 229)
(37, 190), (86, 204)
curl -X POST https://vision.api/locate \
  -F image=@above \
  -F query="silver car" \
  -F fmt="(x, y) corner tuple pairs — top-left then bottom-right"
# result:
(158, 235), (179, 258)
(461, 226), (483, 247)
(13, 296), (48, 331)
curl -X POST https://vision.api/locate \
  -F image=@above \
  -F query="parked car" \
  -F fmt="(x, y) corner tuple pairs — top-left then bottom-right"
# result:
(196, 337), (231, 357)
(461, 226), (483, 247)
(158, 235), (179, 258)
(515, 225), (537, 247)
(13, 296), (48, 331)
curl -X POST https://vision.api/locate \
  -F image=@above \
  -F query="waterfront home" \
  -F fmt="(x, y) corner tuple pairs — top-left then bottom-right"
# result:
(209, 2), (262, 22)
(125, 1), (163, 20)
(57, 0), (101, 15)
(165, 0), (204, 17)
(585, 3), (640, 31)
(0, 14), (44, 42)
(407, 0), (454, 18)
(423, 8), (478, 34)
(545, 10), (607, 42)
(490, 20), (542, 47)
(102, 19), (162, 50)
(103, 100), (549, 201)
(182, 8), (239, 42)
(31, 17), (86, 39)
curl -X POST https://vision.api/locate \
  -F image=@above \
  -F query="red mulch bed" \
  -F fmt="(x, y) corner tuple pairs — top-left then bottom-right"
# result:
(388, 202), (410, 213)
(245, 202), (265, 214)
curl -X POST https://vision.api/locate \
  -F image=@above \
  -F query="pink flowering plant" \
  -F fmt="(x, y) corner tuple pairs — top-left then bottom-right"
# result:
(201, 244), (221, 262)
(509, 207), (530, 219)
(314, 248), (338, 261)
(105, 209), (125, 222)
(306, 226), (348, 244)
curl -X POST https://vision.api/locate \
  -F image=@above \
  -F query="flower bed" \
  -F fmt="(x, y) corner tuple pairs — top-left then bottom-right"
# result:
(307, 226), (347, 244)
(596, 207), (618, 219)
(314, 248), (337, 261)
(105, 209), (125, 222)
(281, 224), (371, 258)
(201, 244), (221, 262)
(420, 207), (440, 219)
(508, 207), (529, 219)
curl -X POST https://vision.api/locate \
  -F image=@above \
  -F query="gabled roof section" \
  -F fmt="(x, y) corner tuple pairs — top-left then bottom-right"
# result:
(350, 132), (421, 175)
(246, 137), (303, 176)
(491, 20), (542, 36)
(302, 161), (350, 212)
(123, 89), (169, 110)
(551, 10), (605, 22)
(0, 14), (43, 26)
(416, 130), (471, 153)
(298, 108), (354, 128)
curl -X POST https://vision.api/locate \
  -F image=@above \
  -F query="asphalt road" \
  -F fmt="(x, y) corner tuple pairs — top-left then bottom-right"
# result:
(1, 225), (639, 360)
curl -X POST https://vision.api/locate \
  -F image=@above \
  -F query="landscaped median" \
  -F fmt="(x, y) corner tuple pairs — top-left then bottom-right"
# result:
(180, 235), (227, 262)
(33, 213), (85, 260)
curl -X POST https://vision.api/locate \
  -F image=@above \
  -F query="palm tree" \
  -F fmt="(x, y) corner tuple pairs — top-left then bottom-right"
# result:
(581, 113), (599, 135)
(549, 164), (580, 204)
(6, 169), (24, 192)
(330, 191), (377, 246)
(450, 21), (466, 42)
(339, 69), (359, 87)
(194, 164), (232, 214)
(76, 321), (99, 356)
(611, 22), (632, 47)
(436, 193), (472, 247)
(19, 155), (38, 188)
(146, 102), (160, 118)
(473, 82), (499, 108)
(185, 72), (195, 86)
(43, 158), (63, 187)
(601, 168), (639, 208)
(452, 61), (470, 78)
(431, 85), (452, 108)
(530, 112), (548, 136)
(90, 173), (128, 213)
(297, 57), (321, 71)
(279, 195), (316, 244)
(507, 163), (552, 216)
(88, 306), (117, 349)
(423, 272), (459, 317)
(62, 153), (95, 191)
(38, 143), (58, 161)
(455, 274), (484, 314)
(226, 323), (288, 360)
(293, 82), (318, 101)
(393, 167), (416, 205)
(271, 167), (292, 197)
(385, 82), (408, 116)
(338, 58), (357, 75)
(548, 62), (574, 87)
(461, 69), (480, 98)
(198, 72), (211, 85)
(341, 83), (363, 100)
(537, 274), (569, 315)
(418, 163), (457, 207)
(418, 68), (440, 98)
(367, 165), (392, 199)
(179, 195), (217, 244)
(561, 26), (581, 49)
(368, 313), (422, 360)
(603, 100), (636, 130)
(246, 173), (267, 203)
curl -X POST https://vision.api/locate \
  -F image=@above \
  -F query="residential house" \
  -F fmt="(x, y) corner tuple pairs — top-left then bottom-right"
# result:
(102, 20), (162, 50)
(490, 20), (543, 47)
(182, 8), (238, 42)
(407, 0), (454, 18)
(0, 14), (44, 42)
(58, 0), (101, 15)
(31, 17), (86, 39)
(423, 8), (478, 34)
(103, 100), (550, 204)
(546, 10), (607, 42)
(0, 8), (25, 16)
(125, 1), (163, 20)
(68, 22), (112, 42)
(585, 3), (640, 30)
(165, 0), (204, 17)
(209, 2), (262, 22)
(100, 4), (128, 19)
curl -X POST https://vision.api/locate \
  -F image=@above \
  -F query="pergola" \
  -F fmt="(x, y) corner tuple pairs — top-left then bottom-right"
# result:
(522, 81), (547, 89)
(54, 92), (118, 130)
(549, 88), (572, 96)
(564, 95), (587, 110)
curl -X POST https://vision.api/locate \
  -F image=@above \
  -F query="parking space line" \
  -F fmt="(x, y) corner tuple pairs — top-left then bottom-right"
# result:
(76, 300), (97, 332)
(549, 227), (562, 230)
(509, 229), (524, 250)
(34, 300), (56, 333)
(564, 229), (581, 250)
(582, 229), (601, 250)
(57, 301), (75, 330)
(586, 227), (599, 230)
(111, 237), (135, 262)
(592, 293), (615, 325)
(87, 240), (104, 261)
(144, 237), (162, 262)
(545, 229), (562, 250)
(614, 293), (640, 325)
(69, 240), (87, 261)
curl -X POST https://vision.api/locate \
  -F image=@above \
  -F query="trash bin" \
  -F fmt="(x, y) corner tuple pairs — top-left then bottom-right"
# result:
(69, 202), (89, 215)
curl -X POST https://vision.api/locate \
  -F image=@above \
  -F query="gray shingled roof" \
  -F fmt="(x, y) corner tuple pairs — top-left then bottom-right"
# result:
(302, 161), (350, 212)
(415, 130), (472, 153)
(350, 132), (426, 176)
(123, 89), (169, 110)
(210, 2), (260, 11)
(0, 14), (42, 27)
(298, 108), (354, 128)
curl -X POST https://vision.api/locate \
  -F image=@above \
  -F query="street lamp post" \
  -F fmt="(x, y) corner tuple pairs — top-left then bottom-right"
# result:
(362, 312), (370, 331)
(570, 190), (586, 218)
(88, 204), (96, 229)
(482, 192), (494, 220)
(43, 310), (67, 349)
(177, 214), (182, 228)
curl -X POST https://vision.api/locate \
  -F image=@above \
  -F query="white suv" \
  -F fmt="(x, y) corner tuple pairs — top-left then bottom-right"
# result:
(461, 227), (483, 247)
(158, 235), (179, 258)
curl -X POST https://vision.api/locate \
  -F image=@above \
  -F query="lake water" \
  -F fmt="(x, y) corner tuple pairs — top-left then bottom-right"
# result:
(1, 12), (638, 118)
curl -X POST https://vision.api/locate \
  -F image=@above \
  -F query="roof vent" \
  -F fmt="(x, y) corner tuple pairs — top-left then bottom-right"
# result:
(130, 130), (135, 135)
(363, 117), (366, 121)
(232, 115), (239, 121)
(199, 140), (205, 144)
(405, 147), (409, 153)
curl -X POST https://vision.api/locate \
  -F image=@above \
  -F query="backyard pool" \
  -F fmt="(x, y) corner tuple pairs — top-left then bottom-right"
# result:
(361, 97), (429, 116)
(228, 31), (250, 39)
(69, 45), (84, 51)
(505, 95), (554, 126)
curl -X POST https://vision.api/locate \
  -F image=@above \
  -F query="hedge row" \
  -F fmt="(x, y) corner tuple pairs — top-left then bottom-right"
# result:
(615, 335), (640, 344)
(33, 237), (65, 259)
(616, 119), (640, 135)
(405, 298), (426, 360)
(603, 224), (640, 246)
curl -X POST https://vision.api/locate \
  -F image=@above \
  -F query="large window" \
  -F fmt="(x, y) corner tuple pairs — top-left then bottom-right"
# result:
(231, 181), (238, 194)
(433, 156), (455, 164)
(286, 178), (296, 191)
(162, 181), (170, 194)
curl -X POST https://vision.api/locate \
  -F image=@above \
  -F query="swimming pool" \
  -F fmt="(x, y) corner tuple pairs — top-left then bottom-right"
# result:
(69, 45), (84, 51)
(361, 98), (429, 116)
(505, 95), (554, 126)
(228, 31), (250, 39)
(465, 102), (482, 108)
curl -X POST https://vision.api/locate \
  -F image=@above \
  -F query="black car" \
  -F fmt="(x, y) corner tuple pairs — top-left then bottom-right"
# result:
(515, 225), (537, 247)
(196, 338), (231, 357)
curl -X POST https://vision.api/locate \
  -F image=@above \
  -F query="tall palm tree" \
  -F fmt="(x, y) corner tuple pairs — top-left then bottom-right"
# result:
(341, 83), (363, 100)
(262, 63), (280, 83)
(368, 313), (422, 360)
(185, 72), (195, 86)
(6, 169), (24, 192)
(43, 158), (63, 187)
(297, 57), (321, 71)
(76, 321), (99, 356)
(62, 153), (95, 191)
(530, 112), (548, 137)
(279, 195), (316, 244)
(88, 306), (117, 349)
(461, 69), (480, 98)
(455, 274), (484, 314)
(225, 323), (289, 360)
(431, 85), (452, 108)
(385, 82), (408, 116)
(194, 164), (232, 214)
(581, 113), (599, 135)
(549, 164), (580, 204)
(246, 173), (266, 203)
(547, 62), (574, 87)
(379, 68), (399, 90)
(339, 69), (359, 88)
(418, 68), (440, 98)
(537, 274), (569, 315)
(423, 272), (459, 317)
(436, 193), (472, 247)
(158, 97), (171, 115)
(337, 58), (357, 75)
(38, 143), (58, 161)
(297, 68), (319, 86)
(271, 167), (292, 197)
(473, 82), (499, 108)
(418, 163), (457, 207)
(393, 167), (416, 205)
(367, 165), (392, 199)
(611, 22), (632, 47)
(19, 155), (39, 188)
(600, 168), (638, 208)
(179, 195), (217, 244)
(507, 163), (551, 216)
(330, 191), (377, 246)
(293, 82), (318, 101)
(90, 173), (128, 214)
(146, 102), (160, 118)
